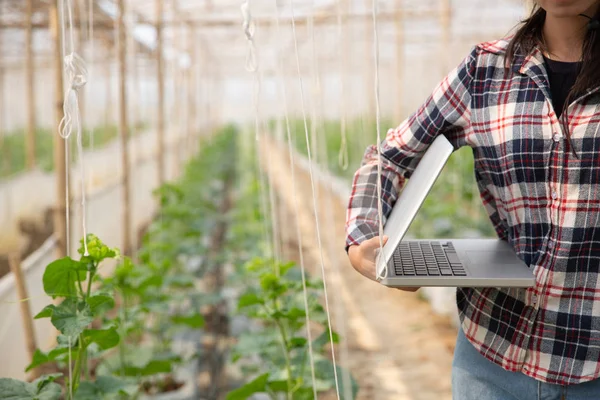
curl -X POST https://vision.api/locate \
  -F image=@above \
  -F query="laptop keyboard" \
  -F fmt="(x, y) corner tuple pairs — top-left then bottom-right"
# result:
(392, 241), (467, 277)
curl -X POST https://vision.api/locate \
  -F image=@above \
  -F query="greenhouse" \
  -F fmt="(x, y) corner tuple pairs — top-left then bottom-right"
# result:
(0, 0), (539, 399)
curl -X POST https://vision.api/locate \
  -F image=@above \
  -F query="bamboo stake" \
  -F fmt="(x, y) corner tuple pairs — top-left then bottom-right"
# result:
(156, 0), (165, 186)
(8, 253), (38, 365)
(187, 25), (197, 158)
(117, 0), (131, 255)
(364, 0), (374, 118)
(173, 2), (184, 178)
(50, 0), (68, 259)
(26, 0), (37, 170)
(0, 41), (7, 176)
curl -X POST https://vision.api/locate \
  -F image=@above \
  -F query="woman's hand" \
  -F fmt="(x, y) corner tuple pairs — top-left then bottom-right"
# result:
(347, 236), (419, 292)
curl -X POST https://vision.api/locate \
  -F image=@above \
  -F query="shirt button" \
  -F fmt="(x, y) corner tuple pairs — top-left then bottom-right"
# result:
(551, 191), (558, 200)
(553, 133), (562, 142)
(548, 240), (555, 249)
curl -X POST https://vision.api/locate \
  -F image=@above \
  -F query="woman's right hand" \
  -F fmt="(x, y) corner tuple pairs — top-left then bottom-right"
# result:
(347, 236), (420, 292)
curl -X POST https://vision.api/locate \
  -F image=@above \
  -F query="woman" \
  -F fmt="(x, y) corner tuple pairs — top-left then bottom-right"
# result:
(345, 1), (600, 399)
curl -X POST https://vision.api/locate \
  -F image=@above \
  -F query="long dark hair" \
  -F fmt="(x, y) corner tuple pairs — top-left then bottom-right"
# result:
(505, 4), (600, 157)
(507, 4), (600, 98)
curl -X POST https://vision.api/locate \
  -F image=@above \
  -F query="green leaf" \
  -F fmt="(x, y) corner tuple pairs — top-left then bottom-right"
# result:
(51, 298), (93, 338)
(79, 234), (118, 262)
(266, 379), (289, 392)
(83, 327), (120, 350)
(74, 376), (137, 399)
(25, 348), (70, 372)
(291, 387), (315, 400)
(260, 273), (280, 292)
(87, 295), (115, 315)
(34, 305), (56, 319)
(171, 314), (205, 328)
(106, 348), (180, 377)
(279, 261), (296, 276)
(237, 293), (264, 308)
(313, 329), (340, 349)
(164, 275), (195, 288)
(122, 360), (172, 376)
(25, 350), (50, 372)
(314, 359), (359, 399)
(43, 257), (87, 298)
(226, 373), (269, 400)
(289, 337), (307, 349)
(284, 307), (306, 320)
(0, 376), (62, 400)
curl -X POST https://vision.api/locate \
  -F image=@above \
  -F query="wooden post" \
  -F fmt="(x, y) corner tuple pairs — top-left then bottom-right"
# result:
(439, 0), (452, 76)
(394, 2), (404, 123)
(156, 0), (165, 186)
(104, 54), (112, 128)
(187, 25), (196, 158)
(8, 254), (37, 364)
(339, 0), (350, 165)
(117, 0), (131, 255)
(0, 52), (6, 175)
(25, 0), (37, 170)
(364, 0), (375, 118)
(50, 0), (68, 258)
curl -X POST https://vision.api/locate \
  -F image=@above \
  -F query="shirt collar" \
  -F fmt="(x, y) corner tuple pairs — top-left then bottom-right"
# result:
(514, 47), (552, 100)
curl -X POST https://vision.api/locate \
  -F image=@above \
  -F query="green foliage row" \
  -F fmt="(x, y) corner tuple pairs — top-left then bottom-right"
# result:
(224, 130), (358, 399)
(0, 123), (147, 179)
(0, 122), (356, 399)
(0, 125), (235, 399)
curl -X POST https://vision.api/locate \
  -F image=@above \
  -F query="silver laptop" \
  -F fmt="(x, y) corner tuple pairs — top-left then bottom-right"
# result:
(375, 135), (534, 288)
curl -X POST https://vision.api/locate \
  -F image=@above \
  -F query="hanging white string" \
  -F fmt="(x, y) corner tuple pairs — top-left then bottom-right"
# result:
(241, 1), (257, 73)
(59, 0), (89, 256)
(331, 2), (353, 397)
(241, 0), (260, 143)
(371, 0), (386, 281)
(288, 0), (341, 398)
(272, 1), (318, 396)
(336, 1), (349, 171)
(240, 1), (276, 264)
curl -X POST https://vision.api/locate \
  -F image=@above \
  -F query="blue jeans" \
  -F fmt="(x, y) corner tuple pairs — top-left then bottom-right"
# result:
(452, 327), (600, 400)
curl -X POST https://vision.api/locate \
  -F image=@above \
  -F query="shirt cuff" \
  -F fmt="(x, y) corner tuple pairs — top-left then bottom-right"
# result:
(345, 223), (380, 253)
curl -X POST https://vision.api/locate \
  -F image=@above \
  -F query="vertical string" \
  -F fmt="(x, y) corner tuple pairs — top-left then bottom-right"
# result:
(272, 0), (318, 396)
(336, 0), (349, 171)
(371, 0), (386, 280)
(288, 0), (341, 397)
(331, 1), (353, 397)
(59, 0), (89, 256)
(241, 0), (276, 264)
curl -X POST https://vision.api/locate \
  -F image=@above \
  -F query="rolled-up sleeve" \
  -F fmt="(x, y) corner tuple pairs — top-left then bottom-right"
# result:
(345, 46), (478, 250)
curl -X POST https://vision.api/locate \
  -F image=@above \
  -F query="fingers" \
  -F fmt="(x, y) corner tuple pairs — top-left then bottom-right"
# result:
(361, 235), (389, 251)
(396, 287), (420, 292)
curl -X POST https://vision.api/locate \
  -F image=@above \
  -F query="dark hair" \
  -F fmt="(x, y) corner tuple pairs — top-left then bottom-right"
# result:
(505, 4), (600, 157)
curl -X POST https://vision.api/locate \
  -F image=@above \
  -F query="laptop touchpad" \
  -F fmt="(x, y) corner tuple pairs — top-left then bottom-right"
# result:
(465, 251), (523, 266)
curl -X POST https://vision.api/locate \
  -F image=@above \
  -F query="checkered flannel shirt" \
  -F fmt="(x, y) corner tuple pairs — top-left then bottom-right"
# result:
(345, 38), (600, 385)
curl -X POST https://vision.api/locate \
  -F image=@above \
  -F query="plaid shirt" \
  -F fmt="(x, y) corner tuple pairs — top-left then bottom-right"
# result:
(345, 38), (600, 385)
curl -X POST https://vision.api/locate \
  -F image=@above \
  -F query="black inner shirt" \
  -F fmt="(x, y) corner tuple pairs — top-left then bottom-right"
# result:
(543, 56), (581, 119)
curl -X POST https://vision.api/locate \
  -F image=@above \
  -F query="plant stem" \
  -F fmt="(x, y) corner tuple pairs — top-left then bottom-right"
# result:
(272, 303), (293, 400)
(119, 292), (127, 377)
(71, 334), (84, 397)
(77, 278), (85, 299)
(86, 267), (96, 299)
